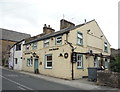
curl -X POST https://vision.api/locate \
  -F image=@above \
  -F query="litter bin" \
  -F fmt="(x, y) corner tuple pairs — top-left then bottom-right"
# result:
(88, 67), (97, 82)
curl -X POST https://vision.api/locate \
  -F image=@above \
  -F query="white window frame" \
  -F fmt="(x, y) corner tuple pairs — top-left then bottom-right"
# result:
(77, 32), (83, 45)
(105, 58), (108, 69)
(26, 45), (30, 51)
(16, 44), (21, 51)
(104, 42), (108, 52)
(32, 42), (37, 49)
(44, 39), (49, 48)
(77, 54), (83, 69)
(27, 58), (33, 67)
(45, 54), (52, 69)
(56, 36), (62, 45)
(94, 56), (98, 67)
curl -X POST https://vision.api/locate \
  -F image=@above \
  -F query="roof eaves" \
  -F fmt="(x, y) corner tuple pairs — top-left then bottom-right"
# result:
(24, 19), (95, 45)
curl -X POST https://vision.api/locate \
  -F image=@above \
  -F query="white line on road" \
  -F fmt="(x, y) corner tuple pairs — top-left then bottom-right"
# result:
(18, 86), (26, 90)
(0, 75), (34, 90)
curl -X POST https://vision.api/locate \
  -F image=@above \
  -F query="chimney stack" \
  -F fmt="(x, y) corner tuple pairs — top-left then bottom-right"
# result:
(60, 19), (75, 30)
(43, 24), (55, 34)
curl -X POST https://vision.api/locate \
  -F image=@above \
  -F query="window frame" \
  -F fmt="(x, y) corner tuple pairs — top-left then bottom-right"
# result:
(44, 39), (50, 48)
(45, 54), (52, 69)
(94, 56), (98, 67)
(26, 45), (30, 51)
(77, 32), (83, 46)
(55, 35), (62, 45)
(27, 58), (33, 67)
(16, 44), (21, 51)
(104, 42), (108, 52)
(76, 54), (83, 69)
(105, 58), (108, 69)
(32, 42), (37, 50)
(15, 58), (17, 64)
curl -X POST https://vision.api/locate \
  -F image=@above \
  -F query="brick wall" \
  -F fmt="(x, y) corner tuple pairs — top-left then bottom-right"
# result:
(97, 71), (120, 88)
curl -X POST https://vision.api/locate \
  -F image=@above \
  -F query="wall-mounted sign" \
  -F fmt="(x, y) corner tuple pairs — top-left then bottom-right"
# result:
(71, 52), (77, 62)
(49, 48), (59, 51)
(64, 53), (69, 59)
(25, 52), (31, 55)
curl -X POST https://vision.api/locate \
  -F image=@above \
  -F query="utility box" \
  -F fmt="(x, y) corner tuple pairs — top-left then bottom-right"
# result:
(88, 67), (97, 82)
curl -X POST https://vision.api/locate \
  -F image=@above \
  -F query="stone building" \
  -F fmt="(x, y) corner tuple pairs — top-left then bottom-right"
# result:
(22, 19), (111, 80)
(0, 28), (31, 66)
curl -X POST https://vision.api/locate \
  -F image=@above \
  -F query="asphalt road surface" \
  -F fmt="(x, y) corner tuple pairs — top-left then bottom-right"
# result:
(1, 68), (81, 91)
(1, 68), (119, 92)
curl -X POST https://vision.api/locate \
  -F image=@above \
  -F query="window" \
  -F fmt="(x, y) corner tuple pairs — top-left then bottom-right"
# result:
(15, 58), (17, 64)
(104, 42), (108, 52)
(26, 45), (30, 50)
(77, 32), (83, 45)
(45, 54), (52, 68)
(32, 42), (37, 49)
(16, 44), (21, 51)
(27, 58), (33, 66)
(105, 58), (108, 69)
(56, 36), (62, 45)
(94, 56), (98, 67)
(44, 39), (49, 48)
(77, 54), (83, 68)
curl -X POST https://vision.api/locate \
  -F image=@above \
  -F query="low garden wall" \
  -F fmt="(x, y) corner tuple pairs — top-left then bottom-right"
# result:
(97, 71), (120, 88)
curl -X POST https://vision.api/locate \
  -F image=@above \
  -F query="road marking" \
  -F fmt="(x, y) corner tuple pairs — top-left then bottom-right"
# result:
(18, 86), (26, 90)
(0, 75), (34, 90)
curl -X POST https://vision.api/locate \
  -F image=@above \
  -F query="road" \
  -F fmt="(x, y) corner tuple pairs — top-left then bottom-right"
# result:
(1, 68), (119, 92)
(1, 68), (81, 91)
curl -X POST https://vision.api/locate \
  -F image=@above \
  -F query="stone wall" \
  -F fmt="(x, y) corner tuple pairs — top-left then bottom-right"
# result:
(97, 71), (120, 88)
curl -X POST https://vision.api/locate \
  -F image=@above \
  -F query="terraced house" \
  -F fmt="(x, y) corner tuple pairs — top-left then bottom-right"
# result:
(22, 19), (111, 80)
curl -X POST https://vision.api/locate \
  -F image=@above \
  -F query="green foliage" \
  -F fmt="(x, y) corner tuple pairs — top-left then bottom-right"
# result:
(110, 56), (120, 73)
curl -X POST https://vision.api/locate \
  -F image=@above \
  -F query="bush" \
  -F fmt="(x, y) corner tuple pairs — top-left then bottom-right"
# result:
(110, 56), (120, 73)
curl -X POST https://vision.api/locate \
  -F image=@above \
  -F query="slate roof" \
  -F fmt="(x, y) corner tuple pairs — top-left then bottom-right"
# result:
(0, 28), (31, 42)
(24, 22), (87, 45)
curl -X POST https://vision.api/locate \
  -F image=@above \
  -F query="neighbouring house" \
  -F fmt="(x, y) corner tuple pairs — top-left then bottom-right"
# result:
(8, 40), (25, 70)
(22, 19), (111, 80)
(0, 28), (31, 66)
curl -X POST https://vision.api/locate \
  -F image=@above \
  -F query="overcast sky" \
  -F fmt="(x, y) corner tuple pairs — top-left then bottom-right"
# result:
(0, 0), (119, 49)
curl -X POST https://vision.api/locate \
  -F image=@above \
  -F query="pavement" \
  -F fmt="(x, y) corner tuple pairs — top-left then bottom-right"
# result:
(2, 66), (120, 91)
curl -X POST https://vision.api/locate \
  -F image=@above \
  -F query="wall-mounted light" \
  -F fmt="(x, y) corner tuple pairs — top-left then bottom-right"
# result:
(59, 53), (63, 57)
(87, 30), (90, 33)
(100, 35), (103, 37)
(32, 52), (36, 57)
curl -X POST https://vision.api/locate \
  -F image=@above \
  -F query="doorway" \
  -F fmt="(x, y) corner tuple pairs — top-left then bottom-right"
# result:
(34, 58), (39, 74)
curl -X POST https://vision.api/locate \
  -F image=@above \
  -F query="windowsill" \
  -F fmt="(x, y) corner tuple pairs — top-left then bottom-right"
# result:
(77, 43), (83, 47)
(27, 66), (33, 67)
(44, 46), (49, 48)
(16, 50), (21, 51)
(45, 67), (52, 69)
(55, 44), (62, 46)
(77, 67), (84, 69)
(104, 50), (108, 53)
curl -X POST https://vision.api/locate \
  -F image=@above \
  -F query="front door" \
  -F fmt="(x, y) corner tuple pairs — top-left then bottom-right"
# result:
(34, 58), (39, 74)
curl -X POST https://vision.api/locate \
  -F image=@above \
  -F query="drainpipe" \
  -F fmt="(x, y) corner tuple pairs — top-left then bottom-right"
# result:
(65, 40), (75, 80)
(12, 47), (15, 70)
(71, 48), (74, 80)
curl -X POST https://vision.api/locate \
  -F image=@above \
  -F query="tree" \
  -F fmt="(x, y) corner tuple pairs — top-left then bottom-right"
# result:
(110, 56), (120, 73)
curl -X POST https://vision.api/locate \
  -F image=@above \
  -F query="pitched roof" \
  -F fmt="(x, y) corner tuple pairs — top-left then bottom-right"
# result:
(24, 22), (87, 45)
(0, 28), (31, 42)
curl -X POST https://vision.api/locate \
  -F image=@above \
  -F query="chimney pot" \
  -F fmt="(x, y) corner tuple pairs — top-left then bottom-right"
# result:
(44, 24), (47, 27)
(48, 25), (50, 28)
(84, 19), (86, 24)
